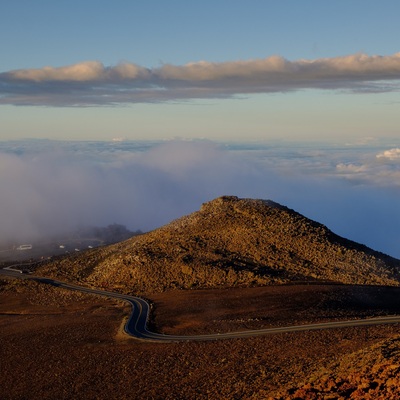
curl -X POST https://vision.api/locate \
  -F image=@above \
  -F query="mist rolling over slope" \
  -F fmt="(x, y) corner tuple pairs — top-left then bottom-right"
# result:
(1, 138), (399, 258)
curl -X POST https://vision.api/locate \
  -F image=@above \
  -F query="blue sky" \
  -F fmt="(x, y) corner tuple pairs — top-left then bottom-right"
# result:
(1, 0), (400, 140)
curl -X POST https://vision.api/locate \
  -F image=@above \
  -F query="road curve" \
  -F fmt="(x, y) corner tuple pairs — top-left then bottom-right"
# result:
(2, 268), (400, 343)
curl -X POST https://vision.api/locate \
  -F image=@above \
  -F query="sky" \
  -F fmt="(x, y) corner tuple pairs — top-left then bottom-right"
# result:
(1, 0), (400, 141)
(0, 1), (400, 258)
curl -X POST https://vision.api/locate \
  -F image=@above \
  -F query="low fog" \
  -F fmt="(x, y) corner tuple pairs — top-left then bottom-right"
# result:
(1, 140), (399, 258)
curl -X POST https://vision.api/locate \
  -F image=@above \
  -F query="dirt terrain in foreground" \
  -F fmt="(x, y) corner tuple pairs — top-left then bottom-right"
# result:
(2, 278), (400, 399)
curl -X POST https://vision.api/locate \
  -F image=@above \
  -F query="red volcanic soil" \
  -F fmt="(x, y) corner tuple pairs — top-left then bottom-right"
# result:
(1, 278), (400, 399)
(150, 284), (400, 335)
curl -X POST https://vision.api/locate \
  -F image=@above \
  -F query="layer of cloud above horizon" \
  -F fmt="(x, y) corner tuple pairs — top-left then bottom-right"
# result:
(1, 140), (399, 258)
(1, 53), (400, 106)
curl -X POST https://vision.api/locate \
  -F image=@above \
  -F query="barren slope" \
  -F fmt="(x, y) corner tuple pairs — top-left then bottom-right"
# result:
(2, 278), (400, 399)
(39, 196), (400, 294)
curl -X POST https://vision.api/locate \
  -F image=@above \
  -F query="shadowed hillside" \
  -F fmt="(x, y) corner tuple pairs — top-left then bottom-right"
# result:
(39, 196), (400, 294)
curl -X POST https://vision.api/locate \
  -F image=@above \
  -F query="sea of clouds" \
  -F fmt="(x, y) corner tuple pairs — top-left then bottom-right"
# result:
(1, 138), (399, 258)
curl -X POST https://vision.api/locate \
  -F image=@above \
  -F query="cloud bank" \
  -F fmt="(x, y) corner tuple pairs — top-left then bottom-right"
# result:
(1, 53), (400, 106)
(0, 141), (254, 243)
(1, 140), (399, 258)
(377, 148), (400, 161)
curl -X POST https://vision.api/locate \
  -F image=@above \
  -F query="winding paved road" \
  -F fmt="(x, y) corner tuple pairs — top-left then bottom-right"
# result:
(2, 268), (400, 342)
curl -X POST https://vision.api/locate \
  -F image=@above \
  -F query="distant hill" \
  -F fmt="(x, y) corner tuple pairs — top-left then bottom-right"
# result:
(0, 223), (140, 263)
(39, 196), (400, 294)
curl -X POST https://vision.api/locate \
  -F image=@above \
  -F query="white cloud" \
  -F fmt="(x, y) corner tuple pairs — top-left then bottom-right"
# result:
(336, 163), (368, 174)
(332, 148), (400, 187)
(156, 56), (293, 81)
(7, 61), (150, 82)
(1, 52), (400, 106)
(376, 148), (400, 160)
(9, 61), (105, 82)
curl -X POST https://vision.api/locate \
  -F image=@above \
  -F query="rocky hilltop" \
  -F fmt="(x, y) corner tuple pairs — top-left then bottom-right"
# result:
(40, 196), (400, 294)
